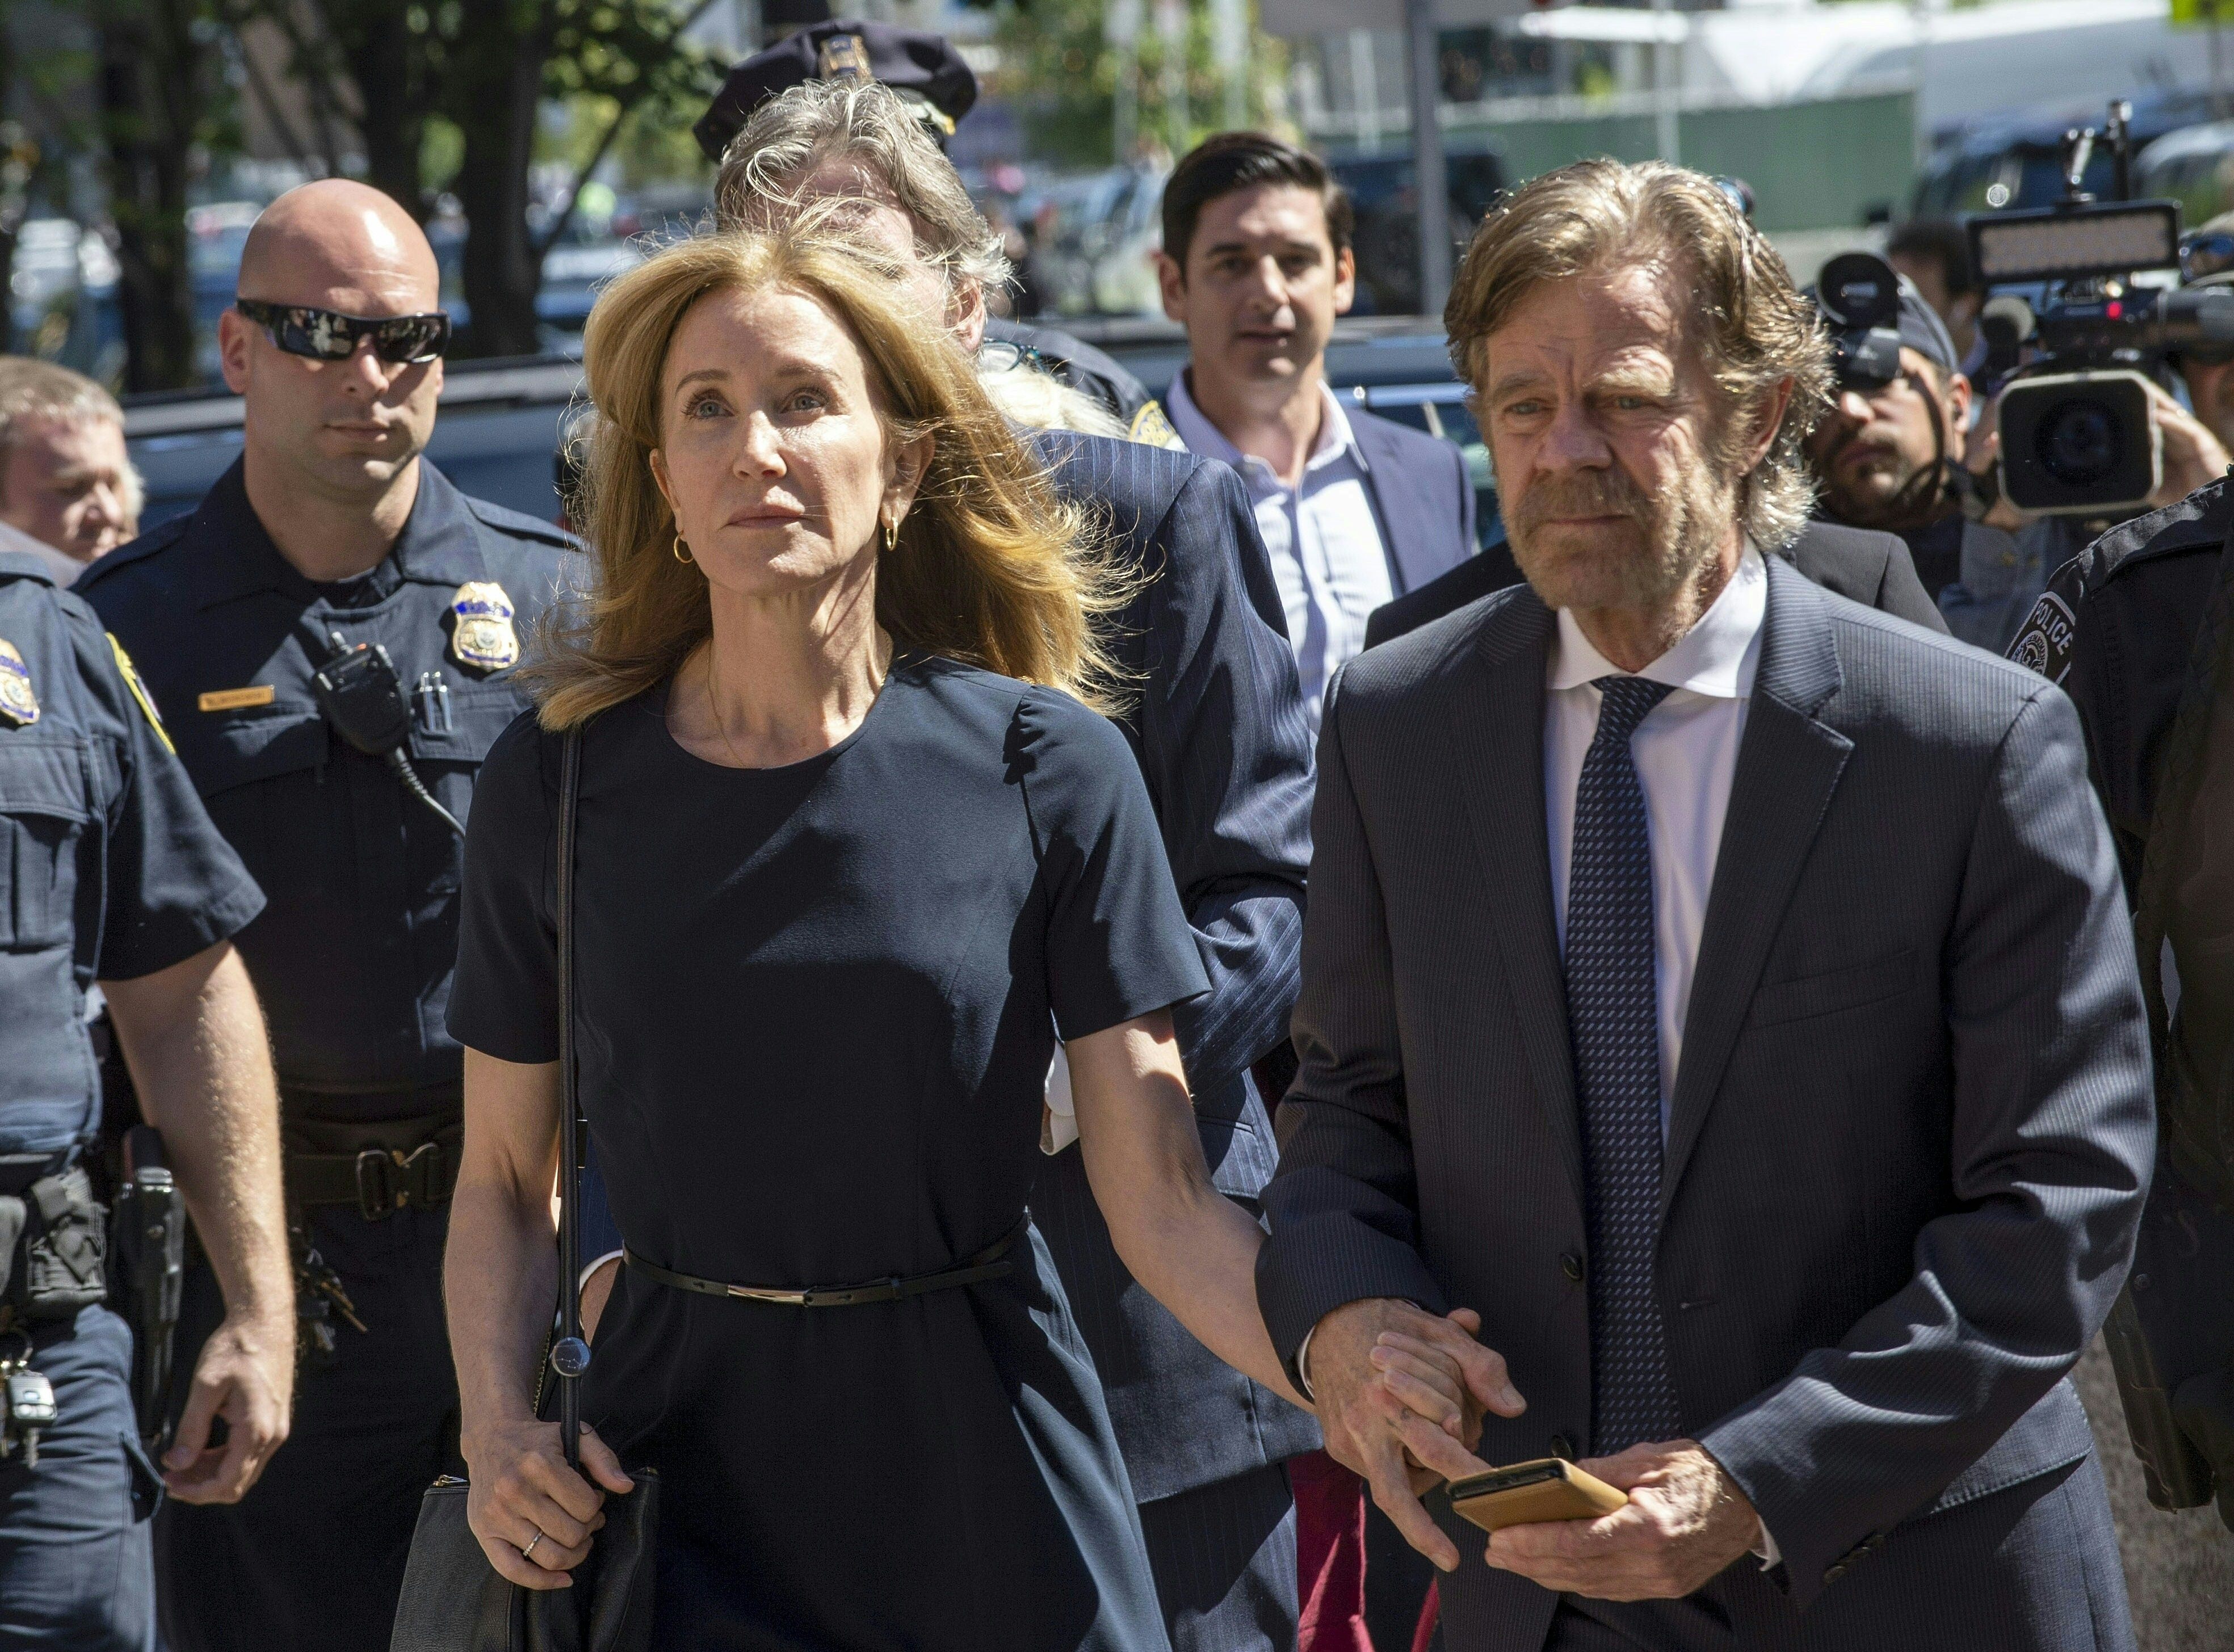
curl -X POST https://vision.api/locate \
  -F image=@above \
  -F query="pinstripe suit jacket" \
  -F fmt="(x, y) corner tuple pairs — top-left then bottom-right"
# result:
(1029, 430), (1324, 1502)
(1257, 558), (2154, 1645)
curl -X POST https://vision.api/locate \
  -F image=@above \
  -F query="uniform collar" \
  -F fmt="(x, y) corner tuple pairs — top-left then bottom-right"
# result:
(1548, 545), (1767, 701)
(1166, 370), (1367, 481)
(0, 520), (84, 589)
(191, 457), (486, 609)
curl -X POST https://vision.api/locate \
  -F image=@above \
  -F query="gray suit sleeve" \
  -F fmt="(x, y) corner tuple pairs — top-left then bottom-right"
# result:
(1699, 686), (2152, 1605)
(1255, 670), (1450, 1372)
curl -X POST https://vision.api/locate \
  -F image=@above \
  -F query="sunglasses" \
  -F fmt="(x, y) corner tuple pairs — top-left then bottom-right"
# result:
(235, 299), (452, 365)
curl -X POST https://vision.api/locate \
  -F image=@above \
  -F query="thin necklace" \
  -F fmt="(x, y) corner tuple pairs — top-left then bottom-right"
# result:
(703, 642), (749, 769)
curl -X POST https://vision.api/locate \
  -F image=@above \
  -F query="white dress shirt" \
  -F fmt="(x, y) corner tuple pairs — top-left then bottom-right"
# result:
(1300, 549), (1782, 1563)
(1166, 371), (1391, 731)
(1547, 545), (1781, 1565)
(1545, 548), (1766, 1130)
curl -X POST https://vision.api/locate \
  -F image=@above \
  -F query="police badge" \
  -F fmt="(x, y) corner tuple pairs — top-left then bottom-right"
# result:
(449, 582), (519, 672)
(0, 638), (38, 727)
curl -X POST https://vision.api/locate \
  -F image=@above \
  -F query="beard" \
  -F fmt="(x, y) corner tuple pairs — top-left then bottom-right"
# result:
(1506, 457), (1737, 615)
(1811, 424), (1931, 528)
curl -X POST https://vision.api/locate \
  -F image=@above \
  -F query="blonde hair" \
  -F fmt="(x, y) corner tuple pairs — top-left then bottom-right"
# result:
(527, 226), (1127, 730)
(1444, 159), (1832, 550)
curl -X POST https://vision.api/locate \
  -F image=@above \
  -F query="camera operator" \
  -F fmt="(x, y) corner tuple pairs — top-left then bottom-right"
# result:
(1934, 377), (2223, 658)
(2008, 466), (2234, 1535)
(1803, 265), (1995, 604)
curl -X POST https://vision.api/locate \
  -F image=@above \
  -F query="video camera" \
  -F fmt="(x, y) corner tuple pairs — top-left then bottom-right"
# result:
(1813, 251), (1907, 389)
(1969, 102), (2234, 515)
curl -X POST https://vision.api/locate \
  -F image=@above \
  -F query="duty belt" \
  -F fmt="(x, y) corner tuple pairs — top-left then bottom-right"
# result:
(283, 1112), (462, 1222)
(624, 1222), (1021, 1307)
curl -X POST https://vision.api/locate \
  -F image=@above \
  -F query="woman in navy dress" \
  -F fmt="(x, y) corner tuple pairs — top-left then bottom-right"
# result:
(438, 226), (1382, 1651)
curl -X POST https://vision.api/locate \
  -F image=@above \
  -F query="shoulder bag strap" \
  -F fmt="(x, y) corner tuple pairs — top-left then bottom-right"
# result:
(552, 725), (587, 1470)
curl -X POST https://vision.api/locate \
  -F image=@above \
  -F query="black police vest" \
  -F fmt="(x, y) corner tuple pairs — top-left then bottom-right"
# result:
(2131, 523), (2234, 1208)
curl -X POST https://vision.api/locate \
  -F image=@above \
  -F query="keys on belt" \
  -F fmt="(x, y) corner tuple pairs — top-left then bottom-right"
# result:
(0, 1335), (56, 1469)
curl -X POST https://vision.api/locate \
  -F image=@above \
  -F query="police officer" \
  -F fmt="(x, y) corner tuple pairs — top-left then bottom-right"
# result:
(78, 180), (577, 1652)
(692, 17), (1175, 442)
(0, 541), (292, 1647)
(2009, 487), (2234, 1533)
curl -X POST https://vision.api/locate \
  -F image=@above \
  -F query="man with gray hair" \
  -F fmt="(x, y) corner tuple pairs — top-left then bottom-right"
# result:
(696, 19), (1171, 439)
(685, 68), (1396, 1652)
(0, 357), (141, 586)
(1258, 158), (2152, 1651)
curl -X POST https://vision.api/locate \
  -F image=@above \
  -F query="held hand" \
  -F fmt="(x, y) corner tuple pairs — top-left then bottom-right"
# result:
(1483, 1440), (1760, 1601)
(464, 1419), (633, 1590)
(1309, 1300), (1523, 1572)
(161, 1308), (293, 1504)
(2146, 382), (2234, 507)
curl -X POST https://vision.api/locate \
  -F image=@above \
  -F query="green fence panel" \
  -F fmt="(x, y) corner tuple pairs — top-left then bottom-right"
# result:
(1447, 91), (1916, 233)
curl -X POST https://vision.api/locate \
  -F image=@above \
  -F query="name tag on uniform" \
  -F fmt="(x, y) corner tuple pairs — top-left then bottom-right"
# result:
(198, 684), (276, 713)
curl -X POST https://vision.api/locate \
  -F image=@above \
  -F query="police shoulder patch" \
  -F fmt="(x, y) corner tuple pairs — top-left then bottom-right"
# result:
(2009, 590), (2078, 685)
(1127, 398), (1183, 451)
(106, 633), (173, 751)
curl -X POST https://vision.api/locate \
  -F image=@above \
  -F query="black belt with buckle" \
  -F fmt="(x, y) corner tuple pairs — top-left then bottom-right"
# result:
(283, 1111), (462, 1222)
(624, 1222), (1022, 1308)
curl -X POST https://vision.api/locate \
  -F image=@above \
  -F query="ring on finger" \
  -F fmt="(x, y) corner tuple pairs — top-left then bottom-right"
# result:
(521, 1531), (544, 1562)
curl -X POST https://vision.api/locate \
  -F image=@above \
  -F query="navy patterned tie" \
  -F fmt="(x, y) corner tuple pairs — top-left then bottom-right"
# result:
(1565, 675), (1682, 1456)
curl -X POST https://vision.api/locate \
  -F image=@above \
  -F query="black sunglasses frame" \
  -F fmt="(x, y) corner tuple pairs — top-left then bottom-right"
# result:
(234, 299), (452, 365)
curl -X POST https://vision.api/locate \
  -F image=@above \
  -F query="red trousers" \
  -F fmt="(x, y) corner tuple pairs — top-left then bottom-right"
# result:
(1291, 1449), (1372, 1652)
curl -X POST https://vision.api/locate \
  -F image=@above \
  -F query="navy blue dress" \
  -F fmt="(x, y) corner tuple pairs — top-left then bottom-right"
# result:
(449, 654), (1207, 1652)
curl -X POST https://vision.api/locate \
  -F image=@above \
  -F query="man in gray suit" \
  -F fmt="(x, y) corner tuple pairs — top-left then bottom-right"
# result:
(1256, 159), (2155, 1651)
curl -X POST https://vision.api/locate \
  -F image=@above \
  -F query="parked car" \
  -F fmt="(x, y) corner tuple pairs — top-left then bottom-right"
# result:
(2137, 120), (2234, 231)
(1328, 145), (1508, 317)
(1910, 89), (2222, 219)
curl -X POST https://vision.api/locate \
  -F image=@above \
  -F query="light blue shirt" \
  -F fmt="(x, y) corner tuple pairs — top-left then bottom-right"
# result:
(1166, 371), (1390, 730)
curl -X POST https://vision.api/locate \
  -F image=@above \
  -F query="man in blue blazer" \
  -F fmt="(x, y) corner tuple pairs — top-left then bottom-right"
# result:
(1262, 159), (2152, 1652)
(1157, 133), (1477, 731)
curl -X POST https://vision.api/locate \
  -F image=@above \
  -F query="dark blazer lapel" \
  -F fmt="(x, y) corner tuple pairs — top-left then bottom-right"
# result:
(1662, 558), (1853, 1214)
(1353, 422), (1416, 596)
(1446, 590), (1588, 1209)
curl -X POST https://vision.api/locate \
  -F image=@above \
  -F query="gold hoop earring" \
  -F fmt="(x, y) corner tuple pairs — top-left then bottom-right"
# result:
(883, 515), (899, 554)
(672, 534), (693, 565)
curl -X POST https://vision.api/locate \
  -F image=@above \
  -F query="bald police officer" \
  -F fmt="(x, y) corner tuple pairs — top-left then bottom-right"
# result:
(79, 180), (578, 1652)
(0, 541), (291, 1647)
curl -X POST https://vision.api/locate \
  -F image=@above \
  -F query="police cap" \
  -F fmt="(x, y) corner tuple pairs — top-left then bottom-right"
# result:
(694, 20), (978, 163)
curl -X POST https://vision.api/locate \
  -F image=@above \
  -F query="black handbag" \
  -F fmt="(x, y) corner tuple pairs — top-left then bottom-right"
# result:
(392, 725), (658, 1652)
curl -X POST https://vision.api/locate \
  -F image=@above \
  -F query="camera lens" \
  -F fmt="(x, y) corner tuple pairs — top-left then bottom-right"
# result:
(2035, 398), (2123, 486)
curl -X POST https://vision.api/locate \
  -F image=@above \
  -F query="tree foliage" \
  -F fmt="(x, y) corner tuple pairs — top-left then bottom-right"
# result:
(992, 0), (1286, 171)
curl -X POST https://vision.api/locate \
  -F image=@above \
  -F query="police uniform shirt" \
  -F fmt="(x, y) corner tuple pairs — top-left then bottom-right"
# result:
(0, 549), (263, 1154)
(78, 459), (576, 1120)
